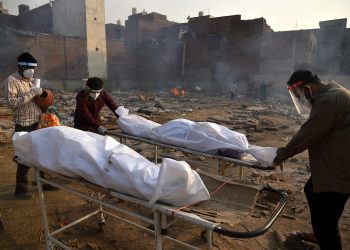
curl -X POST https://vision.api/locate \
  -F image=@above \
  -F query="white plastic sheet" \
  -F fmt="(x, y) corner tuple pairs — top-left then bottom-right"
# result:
(116, 106), (277, 167)
(13, 126), (210, 206)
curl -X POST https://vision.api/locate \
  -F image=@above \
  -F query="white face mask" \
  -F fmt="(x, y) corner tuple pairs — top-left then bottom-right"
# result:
(89, 92), (100, 101)
(23, 69), (35, 79)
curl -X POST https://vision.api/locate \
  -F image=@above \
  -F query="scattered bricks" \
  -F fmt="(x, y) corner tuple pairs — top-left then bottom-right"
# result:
(269, 172), (285, 181)
(255, 203), (270, 210)
(197, 156), (206, 161)
(254, 126), (265, 133)
(242, 124), (256, 130)
(281, 214), (296, 220)
(86, 242), (98, 250)
(138, 95), (155, 101)
(264, 127), (278, 131)
(260, 211), (269, 216)
(294, 207), (305, 214)
(290, 157), (300, 163)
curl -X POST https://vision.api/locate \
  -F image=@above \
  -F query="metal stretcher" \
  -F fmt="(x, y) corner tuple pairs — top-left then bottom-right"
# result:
(107, 130), (275, 181)
(35, 165), (286, 250)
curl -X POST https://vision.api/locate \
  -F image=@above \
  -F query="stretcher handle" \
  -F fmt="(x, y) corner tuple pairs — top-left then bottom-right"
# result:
(213, 186), (287, 238)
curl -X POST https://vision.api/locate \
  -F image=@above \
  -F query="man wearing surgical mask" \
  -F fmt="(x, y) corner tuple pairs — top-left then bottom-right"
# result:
(273, 70), (350, 249)
(3, 52), (43, 199)
(74, 77), (120, 134)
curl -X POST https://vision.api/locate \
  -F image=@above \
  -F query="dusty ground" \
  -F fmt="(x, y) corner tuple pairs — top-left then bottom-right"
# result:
(0, 90), (349, 250)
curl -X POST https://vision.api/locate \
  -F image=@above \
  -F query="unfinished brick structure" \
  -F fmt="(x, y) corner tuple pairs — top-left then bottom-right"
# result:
(183, 15), (273, 91)
(124, 12), (175, 46)
(0, 27), (88, 88)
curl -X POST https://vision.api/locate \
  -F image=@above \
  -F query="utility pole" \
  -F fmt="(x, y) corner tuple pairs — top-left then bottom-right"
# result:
(181, 41), (186, 81)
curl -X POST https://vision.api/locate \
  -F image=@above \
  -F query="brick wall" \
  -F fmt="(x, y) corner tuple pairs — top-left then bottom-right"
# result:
(125, 12), (175, 46)
(0, 26), (88, 82)
(18, 3), (53, 34)
(184, 16), (272, 89)
(106, 38), (127, 80)
(0, 13), (17, 28)
(260, 30), (315, 75)
(106, 23), (124, 40)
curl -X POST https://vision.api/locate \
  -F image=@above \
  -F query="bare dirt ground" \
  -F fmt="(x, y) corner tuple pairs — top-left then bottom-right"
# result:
(0, 90), (349, 250)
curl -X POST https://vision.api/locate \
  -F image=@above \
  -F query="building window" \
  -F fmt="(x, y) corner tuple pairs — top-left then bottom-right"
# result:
(94, 17), (97, 21)
(96, 47), (99, 51)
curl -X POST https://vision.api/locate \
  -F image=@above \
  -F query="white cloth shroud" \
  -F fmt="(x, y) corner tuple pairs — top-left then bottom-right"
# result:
(13, 126), (210, 206)
(116, 106), (277, 167)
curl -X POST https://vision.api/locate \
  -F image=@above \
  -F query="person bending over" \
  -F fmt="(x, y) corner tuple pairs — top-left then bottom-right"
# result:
(74, 77), (120, 135)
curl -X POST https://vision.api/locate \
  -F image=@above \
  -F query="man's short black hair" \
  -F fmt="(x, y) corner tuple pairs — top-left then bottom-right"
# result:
(287, 70), (321, 86)
(86, 77), (103, 90)
(17, 52), (37, 64)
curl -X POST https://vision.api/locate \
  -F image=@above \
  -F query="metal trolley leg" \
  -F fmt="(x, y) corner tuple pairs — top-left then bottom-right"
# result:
(207, 230), (213, 250)
(154, 210), (163, 250)
(155, 146), (158, 163)
(36, 169), (53, 249)
(98, 192), (106, 228)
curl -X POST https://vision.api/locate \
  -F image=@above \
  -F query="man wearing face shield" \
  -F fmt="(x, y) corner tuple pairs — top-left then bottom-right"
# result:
(74, 77), (120, 134)
(273, 70), (350, 249)
(3, 52), (43, 199)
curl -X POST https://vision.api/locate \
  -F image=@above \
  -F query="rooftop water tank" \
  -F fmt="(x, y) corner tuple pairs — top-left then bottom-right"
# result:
(132, 7), (137, 15)
(18, 4), (30, 15)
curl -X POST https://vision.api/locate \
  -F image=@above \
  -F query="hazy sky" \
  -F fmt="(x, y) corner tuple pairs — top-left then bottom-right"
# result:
(3, 0), (350, 31)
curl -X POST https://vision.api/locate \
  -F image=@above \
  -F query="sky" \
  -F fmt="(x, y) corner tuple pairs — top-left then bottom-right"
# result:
(3, 0), (350, 31)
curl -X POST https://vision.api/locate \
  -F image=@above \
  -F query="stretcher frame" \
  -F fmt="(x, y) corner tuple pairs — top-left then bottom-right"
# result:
(107, 131), (275, 181)
(34, 166), (286, 250)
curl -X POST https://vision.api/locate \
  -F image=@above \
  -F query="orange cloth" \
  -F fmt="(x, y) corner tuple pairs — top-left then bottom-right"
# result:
(38, 113), (61, 129)
(171, 87), (179, 96)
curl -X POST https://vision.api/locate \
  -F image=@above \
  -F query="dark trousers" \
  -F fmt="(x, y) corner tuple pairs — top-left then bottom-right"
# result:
(14, 123), (38, 194)
(304, 178), (350, 250)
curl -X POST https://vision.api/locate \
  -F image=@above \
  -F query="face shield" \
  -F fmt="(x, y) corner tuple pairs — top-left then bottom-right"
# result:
(18, 62), (37, 79)
(86, 86), (102, 101)
(288, 81), (312, 119)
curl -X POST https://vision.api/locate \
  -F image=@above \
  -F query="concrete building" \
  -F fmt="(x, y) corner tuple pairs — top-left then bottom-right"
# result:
(256, 19), (350, 91)
(0, 0), (109, 91)
(256, 30), (317, 91)
(0, 25), (88, 90)
(52, 0), (107, 78)
(124, 11), (175, 46)
(0, 3), (53, 34)
(106, 22), (124, 40)
(183, 14), (273, 91)
(314, 19), (349, 75)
